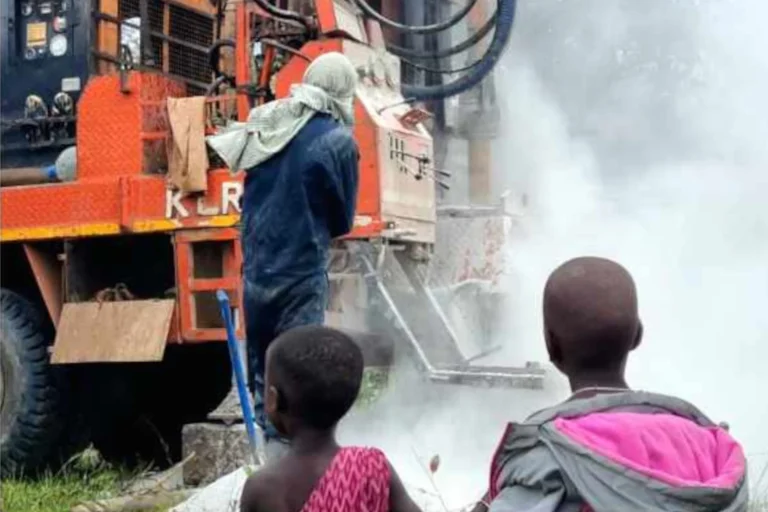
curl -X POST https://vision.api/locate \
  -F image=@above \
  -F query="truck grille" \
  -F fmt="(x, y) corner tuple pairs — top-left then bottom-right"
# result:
(168, 5), (214, 88)
(95, 0), (215, 94)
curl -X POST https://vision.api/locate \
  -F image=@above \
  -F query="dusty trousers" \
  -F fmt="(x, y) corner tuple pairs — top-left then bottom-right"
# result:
(243, 273), (328, 439)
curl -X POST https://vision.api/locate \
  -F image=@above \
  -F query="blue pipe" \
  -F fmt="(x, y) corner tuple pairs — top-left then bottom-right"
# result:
(216, 290), (262, 466)
(43, 164), (57, 181)
(400, 0), (517, 101)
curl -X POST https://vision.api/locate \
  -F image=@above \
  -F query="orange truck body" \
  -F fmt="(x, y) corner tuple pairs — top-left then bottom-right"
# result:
(0, 0), (435, 351)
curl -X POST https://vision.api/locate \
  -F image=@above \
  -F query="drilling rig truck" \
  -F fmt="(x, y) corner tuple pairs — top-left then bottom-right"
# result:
(0, 0), (541, 475)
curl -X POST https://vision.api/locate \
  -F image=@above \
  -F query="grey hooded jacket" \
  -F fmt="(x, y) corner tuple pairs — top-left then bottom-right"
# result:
(487, 391), (749, 512)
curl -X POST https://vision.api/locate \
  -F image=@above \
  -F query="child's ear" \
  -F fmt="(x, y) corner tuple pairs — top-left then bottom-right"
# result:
(545, 328), (563, 367)
(275, 386), (288, 412)
(266, 385), (280, 416)
(631, 321), (643, 351)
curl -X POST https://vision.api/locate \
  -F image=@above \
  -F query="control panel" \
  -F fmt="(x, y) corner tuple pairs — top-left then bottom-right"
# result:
(1, 0), (87, 167)
(343, 39), (437, 244)
(17, 0), (72, 61)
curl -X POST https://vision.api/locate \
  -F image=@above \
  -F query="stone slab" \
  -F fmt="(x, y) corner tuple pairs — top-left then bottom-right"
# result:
(171, 467), (249, 512)
(182, 423), (249, 487)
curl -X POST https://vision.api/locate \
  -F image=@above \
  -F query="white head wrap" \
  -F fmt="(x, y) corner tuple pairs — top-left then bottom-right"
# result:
(206, 52), (357, 171)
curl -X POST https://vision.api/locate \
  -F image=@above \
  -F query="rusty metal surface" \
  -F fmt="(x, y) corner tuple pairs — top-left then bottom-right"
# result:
(23, 244), (63, 326)
(51, 299), (174, 363)
(420, 208), (520, 358)
(430, 211), (512, 290)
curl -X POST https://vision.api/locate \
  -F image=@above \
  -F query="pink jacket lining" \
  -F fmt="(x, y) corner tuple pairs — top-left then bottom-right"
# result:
(554, 412), (745, 489)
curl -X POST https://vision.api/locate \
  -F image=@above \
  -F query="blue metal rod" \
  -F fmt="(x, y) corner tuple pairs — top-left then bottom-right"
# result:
(216, 290), (262, 466)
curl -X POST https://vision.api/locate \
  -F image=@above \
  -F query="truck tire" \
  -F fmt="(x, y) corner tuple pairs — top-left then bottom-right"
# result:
(84, 344), (232, 467)
(0, 289), (64, 476)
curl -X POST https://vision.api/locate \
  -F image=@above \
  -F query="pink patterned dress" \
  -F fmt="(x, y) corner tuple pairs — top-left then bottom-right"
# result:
(301, 447), (391, 512)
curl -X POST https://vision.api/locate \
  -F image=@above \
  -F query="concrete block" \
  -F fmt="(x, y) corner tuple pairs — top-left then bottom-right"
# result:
(172, 468), (248, 512)
(182, 423), (249, 487)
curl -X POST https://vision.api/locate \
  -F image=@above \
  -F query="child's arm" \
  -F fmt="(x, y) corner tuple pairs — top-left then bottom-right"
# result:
(240, 474), (272, 512)
(388, 462), (423, 512)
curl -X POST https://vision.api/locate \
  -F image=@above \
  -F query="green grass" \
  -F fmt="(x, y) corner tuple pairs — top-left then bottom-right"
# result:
(2, 471), (122, 512)
(0, 449), (140, 512)
(356, 367), (389, 408)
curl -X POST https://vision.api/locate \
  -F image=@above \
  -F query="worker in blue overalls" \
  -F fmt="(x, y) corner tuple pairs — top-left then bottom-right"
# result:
(207, 52), (359, 456)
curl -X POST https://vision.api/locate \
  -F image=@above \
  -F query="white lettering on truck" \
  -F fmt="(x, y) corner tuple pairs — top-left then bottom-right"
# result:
(165, 181), (243, 219)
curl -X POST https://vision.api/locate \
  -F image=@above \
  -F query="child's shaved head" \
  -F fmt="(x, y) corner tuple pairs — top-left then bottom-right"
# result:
(266, 325), (363, 431)
(544, 257), (641, 376)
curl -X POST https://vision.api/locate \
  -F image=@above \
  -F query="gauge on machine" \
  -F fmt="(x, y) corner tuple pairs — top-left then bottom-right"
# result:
(50, 34), (67, 57)
(52, 16), (66, 32)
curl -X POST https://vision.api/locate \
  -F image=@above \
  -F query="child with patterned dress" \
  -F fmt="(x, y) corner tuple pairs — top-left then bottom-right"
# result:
(240, 325), (421, 512)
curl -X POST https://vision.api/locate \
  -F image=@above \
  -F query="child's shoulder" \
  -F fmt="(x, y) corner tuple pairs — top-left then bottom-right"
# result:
(326, 446), (392, 486)
(337, 446), (390, 469)
(340, 445), (386, 457)
(240, 464), (284, 512)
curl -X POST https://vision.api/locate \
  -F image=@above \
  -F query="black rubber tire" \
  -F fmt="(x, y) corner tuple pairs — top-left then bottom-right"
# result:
(0, 289), (65, 476)
(83, 343), (232, 468)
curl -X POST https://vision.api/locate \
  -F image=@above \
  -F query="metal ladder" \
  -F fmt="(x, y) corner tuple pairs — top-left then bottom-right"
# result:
(356, 243), (545, 390)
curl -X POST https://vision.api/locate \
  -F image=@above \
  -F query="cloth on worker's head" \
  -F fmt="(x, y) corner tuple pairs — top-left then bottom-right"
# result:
(206, 52), (357, 172)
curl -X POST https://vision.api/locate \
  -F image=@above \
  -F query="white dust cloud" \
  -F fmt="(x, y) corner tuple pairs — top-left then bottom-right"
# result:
(495, 0), (768, 489)
(345, 0), (768, 507)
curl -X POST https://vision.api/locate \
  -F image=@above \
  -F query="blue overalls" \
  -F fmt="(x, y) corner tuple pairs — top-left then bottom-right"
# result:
(240, 114), (359, 439)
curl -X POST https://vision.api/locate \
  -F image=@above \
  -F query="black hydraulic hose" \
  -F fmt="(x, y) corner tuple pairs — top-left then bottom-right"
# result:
(209, 38), (235, 79)
(252, 0), (310, 30)
(387, 9), (498, 60)
(401, 53), (483, 75)
(205, 74), (235, 96)
(401, 0), (516, 100)
(398, 8), (497, 75)
(352, 0), (478, 35)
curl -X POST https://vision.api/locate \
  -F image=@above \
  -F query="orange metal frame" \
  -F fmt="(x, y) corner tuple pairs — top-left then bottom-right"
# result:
(172, 228), (243, 342)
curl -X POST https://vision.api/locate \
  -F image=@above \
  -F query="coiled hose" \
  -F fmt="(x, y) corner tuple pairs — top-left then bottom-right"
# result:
(387, 9), (498, 60)
(400, 52), (485, 75)
(209, 38), (235, 81)
(252, 0), (310, 30)
(400, 0), (516, 101)
(352, 0), (478, 35)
